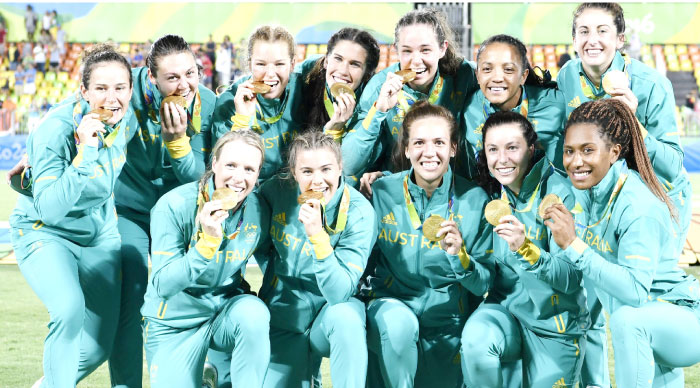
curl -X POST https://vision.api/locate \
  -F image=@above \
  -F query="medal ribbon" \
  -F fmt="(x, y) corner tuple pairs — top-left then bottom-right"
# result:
(248, 93), (288, 133)
(499, 163), (554, 213)
(323, 86), (345, 141)
(579, 53), (632, 100)
(482, 86), (528, 121)
(402, 174), (455, 231)
(191, 179), (245, 247)
(397, 75), (444, 116)
(72, 101), (121, 148)
(322, 185), (350, 234)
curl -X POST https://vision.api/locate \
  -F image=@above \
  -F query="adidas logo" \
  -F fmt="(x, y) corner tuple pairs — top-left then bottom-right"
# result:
(552, 377), (567, 388)
(272, 213), (286, 225)
(381, 212), (398, 225)
(568, 96), (581, 108)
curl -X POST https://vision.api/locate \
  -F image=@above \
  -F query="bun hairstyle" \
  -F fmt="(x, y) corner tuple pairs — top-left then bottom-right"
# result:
(81, 43), (132, 89)
(146, 34), (194, 78)
(572, 2), (626, 37)
(565, 99), (675, 219)
(199, 129), (265, 190)
(288, 129), (342, 176)
(477, 34), (550, 85)
(247, 25), (296, 65)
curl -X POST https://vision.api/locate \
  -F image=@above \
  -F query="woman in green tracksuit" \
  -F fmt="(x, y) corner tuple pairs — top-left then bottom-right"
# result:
(212, 25), (305, 183)
(549, 99), (700, 388)
(557, 4), (692, 386)
(340, 8), (480, 189)
(9, 45), (134, 387)
(299, 27), (380, 143)
(366, 101), (493, 388)
(461, 111), (588, 388)
(256, 131), (377, 388)
(461, 34), (567, 175)
(111, 34), (217, 387)
(141, 130), (270, 388)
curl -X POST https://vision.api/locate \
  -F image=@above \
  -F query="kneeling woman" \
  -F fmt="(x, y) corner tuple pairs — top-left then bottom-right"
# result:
(256, 131), (377, 388)
(550, 99), (700, 388)
(141, 130), (271, 388)
(366, 101), (493, 388)
(461, 111), (588, 388)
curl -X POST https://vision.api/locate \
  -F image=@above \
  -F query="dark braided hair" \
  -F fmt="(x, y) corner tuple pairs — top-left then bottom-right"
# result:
(572, 3), (626, 37)
(146, 34), (195, 77)
(476, 111), (538, 196)
(303, 28), (380, 130)
(391, 100), (458, 172)
(565, 99), (675, 218)
(477, 34), (547, 86)
(394, 9), (462, 76)
(81, 43), (132, 89)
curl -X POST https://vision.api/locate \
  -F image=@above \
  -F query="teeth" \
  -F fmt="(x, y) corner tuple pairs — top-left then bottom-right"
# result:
(587, 49), (602, 55)
(333, 77), (349, 84)
(490, 87), (506, 92)
(497, 167), (515, 174)
(422, 161), (438, 169)
(264, 81), (278, 86)
(573, 171), (591, 178)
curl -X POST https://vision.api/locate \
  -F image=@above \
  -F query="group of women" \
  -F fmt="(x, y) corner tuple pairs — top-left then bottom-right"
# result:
(8, 2), (700, 388)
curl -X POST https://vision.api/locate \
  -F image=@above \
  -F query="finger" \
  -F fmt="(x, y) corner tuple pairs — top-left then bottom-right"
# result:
(176, 104), (187, 126)
(162, 103), (173, 128)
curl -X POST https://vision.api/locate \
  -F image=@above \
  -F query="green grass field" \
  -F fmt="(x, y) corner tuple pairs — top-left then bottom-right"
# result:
(2, 171), (700, 387)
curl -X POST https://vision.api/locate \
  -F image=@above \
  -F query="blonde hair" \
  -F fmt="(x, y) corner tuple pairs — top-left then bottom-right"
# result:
(199, 130), (265, 188)
(288, 130), (341, 176)
(247, 25), (296, 65)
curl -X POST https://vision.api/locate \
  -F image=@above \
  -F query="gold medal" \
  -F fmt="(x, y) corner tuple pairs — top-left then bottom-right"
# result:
(396, 69), (416, 83)
(422, 214), (446, 242)
(602, 70), (628, 94)
(538, 193), (563, 219)
(251, 81), (272, 94)
(485, 199), (512, 226)
(212, 187), (239, 210)
(297, 190), (324, 204)
(330, 83), (356, 99)
(89, 108), (113, 122)
(161, 95), (188, 109)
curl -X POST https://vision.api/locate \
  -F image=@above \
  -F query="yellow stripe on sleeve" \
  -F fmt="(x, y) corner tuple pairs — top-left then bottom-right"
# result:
(164, 135), (192, 159)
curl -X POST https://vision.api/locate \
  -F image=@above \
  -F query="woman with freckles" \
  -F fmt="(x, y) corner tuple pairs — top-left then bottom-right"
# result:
(256, 131), (377, 388)
(141, 130), (271, 388)
(112, 34), (218, 386)
(299, 27), (380, 142)
(364, 101), (493, 388)
(9, 44), (134, 387)
(462, 34), (567, 175)
(213, 25), (306, 183)
(549, 99), (700, 388)
(461, 111), (588, 388)
(341, 8), (480, 191)
(557, 4), (692, 386)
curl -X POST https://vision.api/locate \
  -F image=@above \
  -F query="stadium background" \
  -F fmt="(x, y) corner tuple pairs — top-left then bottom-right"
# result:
(1, 2), (700, 387)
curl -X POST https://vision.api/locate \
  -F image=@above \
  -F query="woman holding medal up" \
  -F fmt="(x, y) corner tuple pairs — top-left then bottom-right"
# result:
(365, 101), (493, 388)
(461, 111), (588, 388)
(341, 8), (480, 189)
(557, 4), (692, 386)
(141, 130), (270, 388)
(461, 34), (567, 176)
(9, 44), (134, 387)
(212, 25), (305, 183)
(549, 99), (700, 388)
(256, 131), (377, 388)
(111, 34), (217, 387)
(300, 27), (380, 142)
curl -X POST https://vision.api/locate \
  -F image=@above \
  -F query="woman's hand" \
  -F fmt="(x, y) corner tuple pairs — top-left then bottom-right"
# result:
(76, 113), (105, 148)
(233, 80), (258, 117)
(437, 219), (463, 256)
(610, 86), (638, 114)
(326, 92), (357, 128)
(375, 73), (404, 113)
(359, 171), (384, 199)
(298, 198), (324, 237)
(161, 102), (188, 142)
(544, 203), (577, 249)
(6, 153), (28, 184)
(199, 200), (229, 239)
(493, 215), (526, 252)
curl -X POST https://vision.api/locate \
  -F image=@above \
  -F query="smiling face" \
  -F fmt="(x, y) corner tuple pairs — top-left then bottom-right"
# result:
(573, 8), (625, 77)
(250, 40), (294, 99)
(396, 23), (447, 92)
(211, 140), (263, 202)
(563, 122), (621, 190)
(80, 61), (133, 126)
(404, 115), (455, 190)
(477, 42), (528, 111)
(484, 122), (534, 194)
(325, 40), (368, 92)
(149, 51), (198, 106)
(293, 148), (342, 203)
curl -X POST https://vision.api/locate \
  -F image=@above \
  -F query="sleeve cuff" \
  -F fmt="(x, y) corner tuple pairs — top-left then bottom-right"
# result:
(308, 231), (333, 260)
(448, 244), (472, 273)
(361, 103), (386, 132)
(164, 135), (192, 159)
(231, 113), (251, 130)
(563, 237), (588, 265)
(194, 230), (223, 260)
(72, 144), (98, 172)
(516, 238), (541, 266)
(569, 237), (588, 254)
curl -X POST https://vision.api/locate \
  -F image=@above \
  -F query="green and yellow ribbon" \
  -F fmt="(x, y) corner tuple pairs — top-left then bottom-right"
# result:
(579, 53), (631, 101)
(322, 185), (350, 234)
